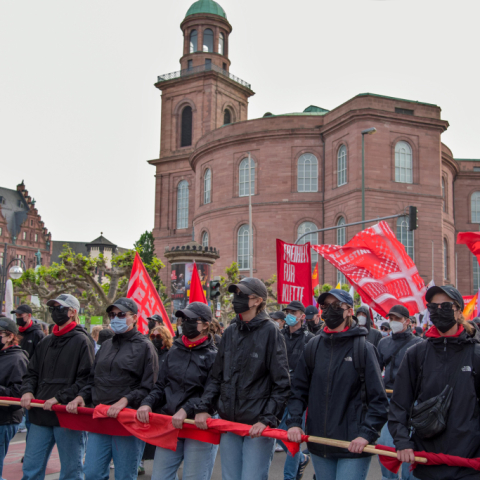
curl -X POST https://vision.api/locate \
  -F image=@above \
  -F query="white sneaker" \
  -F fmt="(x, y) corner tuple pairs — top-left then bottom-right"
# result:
(18, 428), (28, 433)
(110, 461), (114, 469)
(275, 444), (284, 452)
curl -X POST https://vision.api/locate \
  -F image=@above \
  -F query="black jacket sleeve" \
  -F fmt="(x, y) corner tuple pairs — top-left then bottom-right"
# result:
(388, 345), (419, 450)
(124, 342), (159, 408)
(78, 356), (97, 405)
(20, 336), (50, 396)
(141, 351), (169, 410)
(0, 357), (28, 398)
(286, 350), (311, 429)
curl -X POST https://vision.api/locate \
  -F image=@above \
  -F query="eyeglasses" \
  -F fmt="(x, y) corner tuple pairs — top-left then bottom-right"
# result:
(149, 334), (162, 340)
(320, 302), (343, 312)
(48, 305), (69, 314)
(426, 302), (455, 312)
(381, 328), (390, 332)
(107, 311), (130, 320)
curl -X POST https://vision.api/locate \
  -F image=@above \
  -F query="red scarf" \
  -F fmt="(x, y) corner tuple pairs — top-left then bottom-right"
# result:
(53, 322), (77, 337)
(323, 325), (350, 334)
(182, 335), (208, 348)
(18, 319), (33, 333)
(425, 324), (464, 338)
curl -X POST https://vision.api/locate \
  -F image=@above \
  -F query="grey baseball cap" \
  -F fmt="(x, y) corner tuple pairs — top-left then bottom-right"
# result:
(283, 301), (306, 313)
(176, 302), (212, 322)
(388, 305), (410, 319)
(228, 277), (267, 300)
(106, 297), (138, 315)
(46, 294), (80, 312)
(0, 317), (18, 335)
(147, 314), (164, 324)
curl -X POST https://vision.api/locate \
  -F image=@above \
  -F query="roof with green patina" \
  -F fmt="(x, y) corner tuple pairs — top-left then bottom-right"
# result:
(185, 0), (227, 19)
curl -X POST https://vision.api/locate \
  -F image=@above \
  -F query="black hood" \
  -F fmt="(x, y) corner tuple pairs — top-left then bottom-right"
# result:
(355, 306), (372, 331)
(234, 310), (271, 332)
(0, 344), (29, 360)
(24, 322), (44, 334)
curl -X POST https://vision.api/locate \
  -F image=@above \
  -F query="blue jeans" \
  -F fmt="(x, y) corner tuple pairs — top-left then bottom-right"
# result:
(219, 431), (275, 480)
(84, 432), (145, 480)
(21, 423), (86, 480)
(278, 408), (306, 479)
(1, 424), (19, 480)
(151, 437), (218, 480)
(378, 421), (415, 480)
(311, 453), (372, 480)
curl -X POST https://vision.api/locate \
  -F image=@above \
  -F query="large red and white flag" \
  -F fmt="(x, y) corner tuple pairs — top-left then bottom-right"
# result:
(127, 252), (173, 335)
(312, 221), (426, 317)
(457, 232), (480, 266)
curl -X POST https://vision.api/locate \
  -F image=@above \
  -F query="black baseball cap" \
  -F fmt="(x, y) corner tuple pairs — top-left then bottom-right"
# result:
(270, 311), (286, 320)
(106, 297), (138, 314)
(283, 301), (306, 313)
(425, 285), (464, 311)
(147, 314), (163, 324)
(228, 277), (267, 300)
(0, 318), (18, 335)
(381, 322), (391, 330)
(176, 302), (212, 323)
(318, 289), (354, 307)
(388, 305), (410, 319)
(305, 306), (319, 319)
(11, 304), (33, 315)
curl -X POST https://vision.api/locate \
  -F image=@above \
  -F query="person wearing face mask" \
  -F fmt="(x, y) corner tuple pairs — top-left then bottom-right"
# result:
(0, 318), (29, 480)
(66, 297), (158, 480)
(380, 322), (391, 337)
(11, 304), (44, 359)
(376, 305), (423, 480)
(195, 277), (290, 480)
(355, 306), (382, 347)
(389, 286), (480, 480)
(137, 302), (218, 480)
(270, 310), (287, 330)
(149, 325), (173, 372)
(147, 314), (164, 333)
(305, 305), (324, 335)
(20, 294), (95, 480)
(287, 289), (388, 480)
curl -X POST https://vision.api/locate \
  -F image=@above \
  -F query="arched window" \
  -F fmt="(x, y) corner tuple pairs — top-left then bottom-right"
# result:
(443, 238), (448, 280)
(472, 192), (480, 223)
(336, 217), (346, 284)
(337, 145), (347, 187)
(297, 153), (318, 192)
(219, 32), (225, 55)
(395, 141), (413, 183)
(239, 157), (255, 197)
(202, 231), (209, 247)
(297, 222), (318, 272)
(474, 255), (480, 293)
(397, 215), (414, 260)
(181, 106), (193, 147)
(203, 29), (214, 52)
(442, 177), (446, 212)
(237, 224), (251, 270)
(177, 181), (189, 229)
(189, 30), (198, 53)
(204, 168), (211, 204)
(223, 109), (231, 125)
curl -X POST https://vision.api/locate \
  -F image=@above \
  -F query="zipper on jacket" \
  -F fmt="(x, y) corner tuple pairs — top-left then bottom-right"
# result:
(324, 334), (334, 457)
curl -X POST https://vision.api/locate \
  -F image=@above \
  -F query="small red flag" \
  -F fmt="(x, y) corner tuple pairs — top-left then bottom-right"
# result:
(189, 263), (208, 304)
(457, 232), (480, 267)
(312, 263), (319, 290)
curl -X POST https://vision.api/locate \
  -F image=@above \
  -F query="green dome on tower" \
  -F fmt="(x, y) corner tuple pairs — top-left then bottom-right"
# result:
(185, 0), (227, 19)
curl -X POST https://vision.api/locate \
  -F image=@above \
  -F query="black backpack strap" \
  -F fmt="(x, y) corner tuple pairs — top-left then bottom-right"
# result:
(353, 335), (368, 414)
(305, 335), (321, 373)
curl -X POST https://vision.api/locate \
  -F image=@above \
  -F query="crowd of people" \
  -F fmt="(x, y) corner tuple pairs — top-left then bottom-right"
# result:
(0, 281), (479, 480)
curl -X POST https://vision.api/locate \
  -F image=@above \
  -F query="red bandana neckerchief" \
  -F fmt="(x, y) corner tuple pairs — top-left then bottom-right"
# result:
(182, 335), (208, 348)
(323, 325), (350, 334)
(425, 324), (464, 338)
(53, 322), (77, 337)
(18, 319), (33, 333)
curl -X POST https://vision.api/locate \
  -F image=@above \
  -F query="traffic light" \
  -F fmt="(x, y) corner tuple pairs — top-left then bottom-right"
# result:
(408, 206), (418, 231)
(209, 281), (221, 301)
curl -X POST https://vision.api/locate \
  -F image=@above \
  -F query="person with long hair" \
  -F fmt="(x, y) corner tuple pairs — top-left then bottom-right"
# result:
(287, 289), (388, 480)
(0, 317), (29, 479)
(149, 325), (173, 371)
(389, 286), (480, 480)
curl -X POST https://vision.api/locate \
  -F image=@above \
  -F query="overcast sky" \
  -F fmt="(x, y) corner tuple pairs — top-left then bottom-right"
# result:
(1, 0), (479, 249)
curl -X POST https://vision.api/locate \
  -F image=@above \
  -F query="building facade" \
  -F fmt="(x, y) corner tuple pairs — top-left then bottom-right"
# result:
(150, 0), (480, 296)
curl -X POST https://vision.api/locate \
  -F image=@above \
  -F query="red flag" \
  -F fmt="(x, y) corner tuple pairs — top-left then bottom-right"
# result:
(127, 252), (173, 335)
(457, 232), (480, 266)
(276, 240), (314, 308)
(312, 221), (426, 317)
(189, 263), (207, 304)
(312, 263), (319, 290)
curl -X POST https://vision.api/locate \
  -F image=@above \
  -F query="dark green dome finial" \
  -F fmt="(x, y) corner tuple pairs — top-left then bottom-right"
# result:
(185, 0), (227, 19)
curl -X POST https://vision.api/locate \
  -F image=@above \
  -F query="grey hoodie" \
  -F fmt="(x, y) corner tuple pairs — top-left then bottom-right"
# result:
(355, 306), (383, 348)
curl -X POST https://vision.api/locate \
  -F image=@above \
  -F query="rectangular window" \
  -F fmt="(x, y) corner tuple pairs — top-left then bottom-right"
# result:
(187, 60), (193, 70)
(23, 232), (26, 240)
(0, 227), (2, 236)
(35, 234), (38, 242)
(474, 167), (480, 172)
(205, 59), (212, 70)
(223, 62), (227, 71)
(397, 216), (414, 260)
(395, 107), (414, 116)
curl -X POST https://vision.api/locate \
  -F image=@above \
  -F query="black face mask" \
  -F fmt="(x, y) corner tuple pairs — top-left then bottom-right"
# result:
(429, 308), (456, 333)
(51, 309), (70, 326)
(152, 339), (163, 351)
(182, 320), (201, 339)
(232, 293), (251, 314)
(148, 320), (156, 331)
(16, 317), (27, 328)
(322, 308), (345, 330)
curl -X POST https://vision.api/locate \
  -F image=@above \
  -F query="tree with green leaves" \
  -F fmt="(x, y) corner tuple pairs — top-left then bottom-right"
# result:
(134, 231), (156, 265)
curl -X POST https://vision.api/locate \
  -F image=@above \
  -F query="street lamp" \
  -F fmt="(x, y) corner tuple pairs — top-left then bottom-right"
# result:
(9, 265), (24, 280)
(361, 127), (377, 229)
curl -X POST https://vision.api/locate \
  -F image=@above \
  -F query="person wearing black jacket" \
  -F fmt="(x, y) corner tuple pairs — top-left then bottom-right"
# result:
(20, 294), (95, 480)
(137, 302), (218, 480)
(376, 304), (423, 480)
(67, 297), (158, 480)
(0, 317), (29, 479)
(389, 286), (480, 480)
(305, 305), (324, 335)
(149, 324), (173, 373)
(195, 277), (290, 480)
(355, 305), (382, 348)
(287, 289), (388, 480)
(11, 304), (45, 359)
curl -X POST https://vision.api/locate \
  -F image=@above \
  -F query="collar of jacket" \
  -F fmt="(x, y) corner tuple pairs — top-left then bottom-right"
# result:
(0, 344), (25, 357)
(113, 327), (138, 343)
(320, 321), (368, 340)
(286, 324), (308, 337)
(174, 334), (214, 351)
(235, 311), (270, 331)
(391, 327), (414, 341)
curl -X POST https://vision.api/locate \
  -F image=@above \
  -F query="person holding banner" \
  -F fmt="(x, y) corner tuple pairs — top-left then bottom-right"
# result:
(67, 297), (159, 480)
(195, 277), (290, 480)
(389, 286), (480, 480)
(20, 294), (95, 480)
(287, 289), (388, 480)
(137, 302), (218, 480)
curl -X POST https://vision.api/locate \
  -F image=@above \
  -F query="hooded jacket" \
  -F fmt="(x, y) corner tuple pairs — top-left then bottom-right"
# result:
(282, 325), (315, 374)
(377, 327), (423, 391)
(286, 323), (388, 458)
(388, 325), (480, 480)
(19, 321), (44, 359)
(195, 310), (290, 427)
(141, 335), (217, 418)
(80, 328), (158, 409)
(356, 306), (382, 348)
(306, 320), (324, 336)
(21, 326), (95, 427)
(0, 345), (29, 424)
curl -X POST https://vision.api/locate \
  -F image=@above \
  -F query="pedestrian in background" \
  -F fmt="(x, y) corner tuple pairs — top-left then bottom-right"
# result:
(270, 311), (286, 330)
(147, 314), (164, 333)
(305, 305), (324, 336)
(380, 322), (391, 337)
(11, 304), (44, 359)
(90, 325), (103, 354)
(149, 325), (173, 372)
(355, 306), (382, 347)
